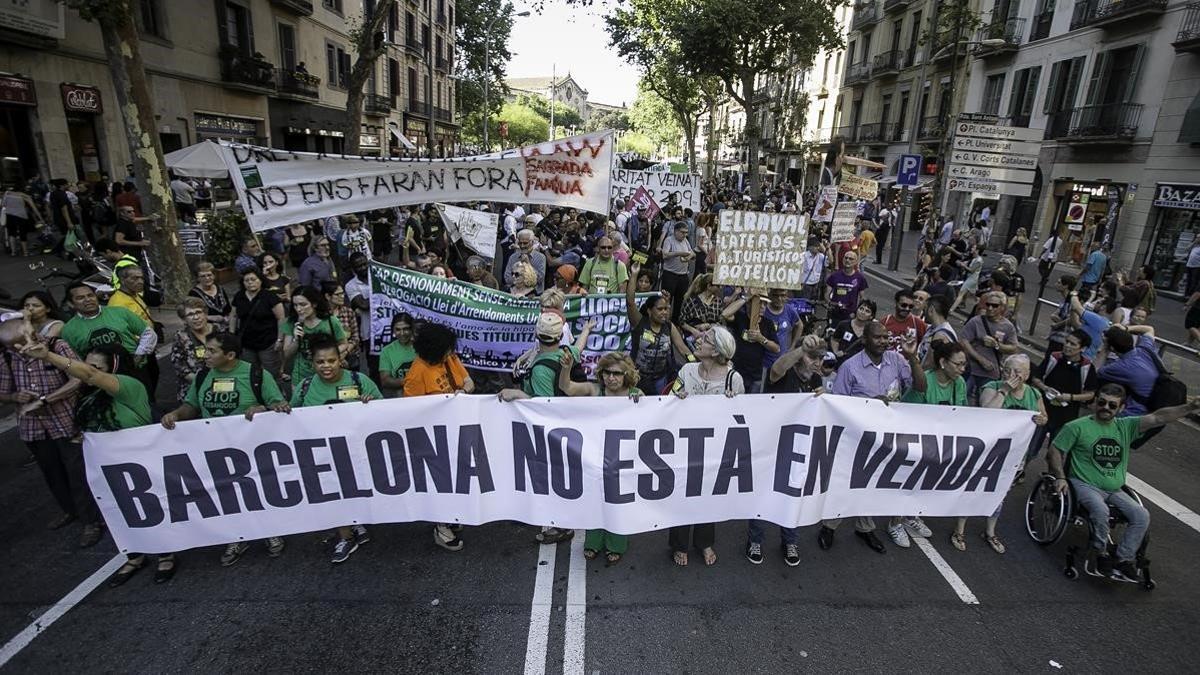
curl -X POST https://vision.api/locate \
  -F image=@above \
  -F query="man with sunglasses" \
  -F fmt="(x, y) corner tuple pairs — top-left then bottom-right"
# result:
(959, 290), (1018, 403)
(881, 289), (927, 355)
(1049, 384), (1200, 581)
(578, 236), (628, 295)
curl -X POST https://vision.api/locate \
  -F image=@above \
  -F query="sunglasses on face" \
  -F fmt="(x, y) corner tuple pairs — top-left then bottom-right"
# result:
(898, 303), (914, 310)
(598, 245), (613, 250)
(985, 302), (1002, 308)
(1097, 399), (1122, 410)
(600, 370), (624, 377)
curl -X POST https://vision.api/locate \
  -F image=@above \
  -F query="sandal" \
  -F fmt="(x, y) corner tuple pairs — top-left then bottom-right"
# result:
(535, 527), (574, 544)
(950, 532), (967, 551)
(672, 550), (688, 567)
(108, 556), (146, 587)
(154, 556), (178, 584)
(702, 547), (717, 566)
(605, 552), (622, 565)
(583, 548), (598, 560)
(982, 533), (1006, 554)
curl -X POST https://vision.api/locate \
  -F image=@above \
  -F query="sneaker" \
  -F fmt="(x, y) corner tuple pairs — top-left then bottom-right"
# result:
(746, 541), (764, 564)
(351, 525), (371, 546)
(78, 523), (104, 548)
(331, 538), (358, 564)
(220, 541), (251, 566)
(903, 517), (932, 539)
(1085, 551), (1112, 577)
(434, 524), (464, 551)
(266, 536), (286, 557)
(782, 543), (800, 567)
(887, 523), (912, 548)
(1110, 559), (1140, 583)
(817, 526), (835, 550)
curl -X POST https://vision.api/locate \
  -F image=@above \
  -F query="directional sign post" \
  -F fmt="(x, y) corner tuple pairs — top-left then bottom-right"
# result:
(946, 164), (1037, 183)
(946, 177), (1033, 197)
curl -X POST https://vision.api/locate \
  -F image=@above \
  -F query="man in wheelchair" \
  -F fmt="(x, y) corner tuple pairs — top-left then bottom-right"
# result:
(1047, 383), (1199, 581)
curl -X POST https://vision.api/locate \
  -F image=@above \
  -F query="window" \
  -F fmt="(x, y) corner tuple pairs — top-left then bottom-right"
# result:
(448, 4), (454, 27)
(278, 24), (297, 71)
(1084, 45), (1145, 107)
(1007, 66), (1042, 125)
(436, 35), (443, 66)
(981, 73), (1005, 115)
(223, 1), (252, 54)
(388, 4), (399, 42)
(422, 24), (430, 50)
(406, 12), (416, 45)
(908, 11), (921, 63)
(897, 91), (910, 135)
(326, 41), (349, 88)
(1180, 92), (1200, 144)
(880, 94), (892, 126)
(1043, 57), (1085, 115)
(137, 0), (167, 40)
(409, 67), (419, 103)
(323, 0), (343, 14)
(389, 58), (400, 103)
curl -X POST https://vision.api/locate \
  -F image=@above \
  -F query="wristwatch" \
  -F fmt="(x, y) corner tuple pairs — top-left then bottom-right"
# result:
(38, 395), (48, 404)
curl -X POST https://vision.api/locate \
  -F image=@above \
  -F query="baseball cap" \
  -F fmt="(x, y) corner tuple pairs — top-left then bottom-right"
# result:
(535, 311), (564, 342)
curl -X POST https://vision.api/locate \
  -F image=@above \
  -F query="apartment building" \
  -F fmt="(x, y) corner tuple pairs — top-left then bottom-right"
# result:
(0, 0), (458, 186)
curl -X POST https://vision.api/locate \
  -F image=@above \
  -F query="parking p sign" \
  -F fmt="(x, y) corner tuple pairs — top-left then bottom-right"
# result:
(898, 154), (921, 186)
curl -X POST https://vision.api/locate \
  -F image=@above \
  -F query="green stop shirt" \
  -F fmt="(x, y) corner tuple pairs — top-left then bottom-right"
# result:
(379, 341), (416, 384)
(62, 306), (147, 356)
(284, 316), (347, 382)
(184, 360), (286, 417)
(1053, 415), (1142, 492)
(291, 369), (383, 408)
(78, 374), (152, 432)
(901, 370), (966, 406)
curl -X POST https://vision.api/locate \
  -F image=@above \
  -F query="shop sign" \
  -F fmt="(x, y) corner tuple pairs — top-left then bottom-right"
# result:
(360, 134), (380, 148)
(0, 75), (37, 106)
(1064, 192), (1090, 224)
(195, 112), (259, 137)
(60, 83), (102, 113)
(1152, 183), (1200, 211)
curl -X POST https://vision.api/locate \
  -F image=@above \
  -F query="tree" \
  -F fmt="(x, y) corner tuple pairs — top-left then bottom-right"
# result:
(65, 0), (189, 303)
(585, 108), (631, 133)
(343, 0), (397, 154)
(494, 101), (549, 147)
(616, 132), (656, 156)
(516, 93), (584, 132)
(457, 0), (520, 148)
(627, 83), (683, 156)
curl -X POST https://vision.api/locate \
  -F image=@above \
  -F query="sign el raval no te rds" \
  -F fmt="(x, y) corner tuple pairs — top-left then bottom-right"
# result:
(216, 131), (615, 232)
(714, 210), (809, 290)
(84, 392), (1033, 553)
(611, 168), (701, 213)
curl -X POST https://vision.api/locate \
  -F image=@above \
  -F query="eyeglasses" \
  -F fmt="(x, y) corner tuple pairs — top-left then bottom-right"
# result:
(600, 370), (624, 377)
(1097, 399), (1122, 410)
(598, 245), (613, 250)
(985, 302), (1002, 308)
(947, 359), (968, 368)
(898, 303), (914, 310)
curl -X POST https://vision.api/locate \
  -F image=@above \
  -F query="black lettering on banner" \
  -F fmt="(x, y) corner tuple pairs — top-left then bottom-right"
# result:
(602, 429), (636, 504)
(163, 454), (220, 522)
(902, 435), (956, 491)
(774, 424), (809, 497)
(405, 426), (453, 493)
(850, 432), (892, 489)
(455, 424), (495, 494)
(806, 425), (841, 496)
(876, 433), (920, 490)
(366, 431), (412, 495)
(255, 441), (303, 507)
(713, 423), (753, 495)
(513, 422), (549, 495)
(678, 428), (715, 497)
(204, 447), (265, 515)
(334, 178), (353, 200)
(102, 463), (164, 528)
(964, 439), (1009, 492)
(330, 436), (373, 500)
(547, 427), (584, 500)
(299, 182), (319, 205)
(295, 438), (340, 504)
(637, 429), (675, 500)
(935, 437), (986, 491)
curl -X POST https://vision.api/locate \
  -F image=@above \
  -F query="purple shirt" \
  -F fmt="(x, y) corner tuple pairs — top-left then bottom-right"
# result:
(832, 349), (913, 399)
(826, 269), (868, 313)
(1097, 334), (1158, 416)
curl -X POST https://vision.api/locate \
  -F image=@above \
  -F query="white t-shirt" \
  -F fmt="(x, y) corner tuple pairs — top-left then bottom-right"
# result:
(170, 179), (195, 205)
(676, 362), (746, 396)
(340, 227), (373, 259)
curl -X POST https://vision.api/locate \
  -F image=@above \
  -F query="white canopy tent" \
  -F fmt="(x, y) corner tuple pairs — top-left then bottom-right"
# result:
(164, 140), (229, 178)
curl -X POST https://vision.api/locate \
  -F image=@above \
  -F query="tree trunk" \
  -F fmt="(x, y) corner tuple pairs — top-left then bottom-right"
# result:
(96, 9), (190, 304)
(704, 91), (717, 180)
(739, 72), (761, 198)
(344, 0), (397, 154)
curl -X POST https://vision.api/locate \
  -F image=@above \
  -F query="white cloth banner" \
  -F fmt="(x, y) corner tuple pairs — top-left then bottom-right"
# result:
(611, 168), (701, 213)
(434, 202), (498, 258)
(215, 131), (615, 232)
(86, 393), (1033, 554)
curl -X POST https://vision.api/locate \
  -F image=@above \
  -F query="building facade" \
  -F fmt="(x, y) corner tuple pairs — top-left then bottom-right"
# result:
(0, 0), (459, 187)
(504, 73), (625, 125)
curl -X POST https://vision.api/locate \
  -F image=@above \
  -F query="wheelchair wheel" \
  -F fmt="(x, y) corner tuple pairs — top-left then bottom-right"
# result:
(1026, 474), (1071, 545)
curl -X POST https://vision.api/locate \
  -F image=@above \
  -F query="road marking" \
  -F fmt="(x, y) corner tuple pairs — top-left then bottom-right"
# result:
(1127, 473), (1200, 535)
(912, 536), (980, 605)
(523, 541), (558, 675)
(563, 531), (587, 675)
(0, 553), (125, 668)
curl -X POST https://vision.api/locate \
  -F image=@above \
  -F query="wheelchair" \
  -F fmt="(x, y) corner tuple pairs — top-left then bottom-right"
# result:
(1024, 473), (1155, 591)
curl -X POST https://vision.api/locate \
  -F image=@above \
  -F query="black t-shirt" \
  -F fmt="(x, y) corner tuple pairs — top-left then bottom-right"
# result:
(764, 366), (822, 394)
(49, 190), (72, 229)
(115, 218), (143, 255)
(232, 290), (282, 350)
(728, 309), (777, 381)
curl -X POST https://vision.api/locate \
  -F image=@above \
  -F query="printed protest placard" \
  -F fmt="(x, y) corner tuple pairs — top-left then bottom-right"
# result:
(624, 185), (661, 222)
(837, 172), (879, 201)
(435, 203), (498, 258)
(611, 168), (701, 213)
(830, 202), (858, 243)
(713, 210), (809, 290)
(812, 185), (837, 223)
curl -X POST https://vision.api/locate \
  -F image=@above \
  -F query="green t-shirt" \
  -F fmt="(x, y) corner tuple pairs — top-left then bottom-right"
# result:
(78, 374), (152, 432)
(523, 346), (580, 397)
(901, 370), (967, 406)
(291, 369), (383, 408)
(62, 306), (147, 356)
(1053, 415), (1142, 492)
(981, 380), (1041, 411)
(579, 257), (629, 295)
(184, 360), (286, 418)
(379, 341), (416, 383)
(284, 316), (347, 381)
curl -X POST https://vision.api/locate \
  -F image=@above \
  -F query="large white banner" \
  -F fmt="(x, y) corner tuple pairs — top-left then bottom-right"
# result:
(216, 131), (615, 232)
(434, 202), (498, 258)
(611, 168), (701, 213)
(85, 393), (1034, 554)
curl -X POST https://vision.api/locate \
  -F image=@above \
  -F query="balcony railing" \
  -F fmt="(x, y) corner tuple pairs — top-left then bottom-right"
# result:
(998, 113), (1032, 128)
(436, 56), (448, 71)
(1072, 0), (1166, 29)
(1046, 103), (1142, 142)
(884, 0), (912, 12)
(404, 39), (423, 57)
(1175, 3), (1200, 52)
(834, 125), (856, 142)
(918, 116), (946, 140)
(872, 50), (905, 76)
(434, 106), (454, 123)
(851, 2), (881, 30)
(858, 122), (885, 143)
(407, 98), (428, 115)
(364, 93), (392, 115)
(1030, 10), (1054, 41)
(885, 122), (907, 142)
(975, 18), (1026, 55)
(752, 87), (771, 103)
(844, 60), (871, 85)
(277, 69), (320, 98)
(270, 0), (314, 15)
(219, 48), (276, 92)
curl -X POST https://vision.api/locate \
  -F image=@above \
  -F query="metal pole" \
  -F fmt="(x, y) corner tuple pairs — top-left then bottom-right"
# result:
(549, 63), (556, 141)
(427, 22), (436, 159)
(888, 11), (937, 272)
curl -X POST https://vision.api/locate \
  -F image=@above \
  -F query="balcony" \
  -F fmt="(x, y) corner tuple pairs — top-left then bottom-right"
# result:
(998, 113), (1032, 128)
(437, 10), (447, 26)
(931, 33), (967, 62)
(1046, 102), (1142, 143)
(404, 39), (424, 57)
(434, 106), (455, 123)
(364, 93), (393, 116)
(834, 125), (856, 142)
(1175, 3), (1200, 52)
(218, 48), (276, 93)
(872, 50), (904, 77)
(844, 60), (871, 86)
(270, 0), (314, 15)
(975, 18), (1025, 56)
(858, 122), (886, 144)
(1072, 0), (1166, 30)
(752, 87), (771, 103)
(276, 69), (320, 98)
(436, 56), (448, 72)
(882, 122), (906, 142)
(1030, 11), (1054, 41)
(851, 2), (881, 30)
(918, 116), (946, 141)
(884, 0), (912, 13)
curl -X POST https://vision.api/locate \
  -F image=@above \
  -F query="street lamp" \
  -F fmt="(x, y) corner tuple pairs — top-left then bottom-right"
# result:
(484, 7), (531, 151)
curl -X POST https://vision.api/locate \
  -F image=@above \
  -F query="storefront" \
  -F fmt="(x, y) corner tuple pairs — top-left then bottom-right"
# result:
(60, 83), (106, 182)
(268, 100), (345, 153)
(404, 117), (428, 155)
(1146, 182), (1200, 295)
(194, 111), (266, 146)
(0, 74), (39, 184)
(1046, 180), (1125, 264)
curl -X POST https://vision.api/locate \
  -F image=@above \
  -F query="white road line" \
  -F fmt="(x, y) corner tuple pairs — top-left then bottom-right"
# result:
(0, 553), (125, 668)
(563, 531), (587, 675)
(912, 537), (980, 605)
(523, 541), (558, 675)
(1127, 473), (1200, 535)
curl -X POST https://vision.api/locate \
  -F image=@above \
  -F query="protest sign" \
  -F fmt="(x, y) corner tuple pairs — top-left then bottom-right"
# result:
(435, 203), (498, 258)
(368, 261), (644, 375)
(215, 131), (614, 232)
(624, 185), (661, 222)
(830, 202), (858, 243)
(812, 185), (837, 223)
(713, 210), (809, 290)
(611, 168), (701, 213)
(837, 172), (879, 201)
(85, 393), (1033, 554)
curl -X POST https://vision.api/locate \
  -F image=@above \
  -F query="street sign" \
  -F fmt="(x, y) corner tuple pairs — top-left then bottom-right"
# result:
(958, 112), (1000, 124)
(949, 149), (1038, 170)
(953, 122), (1043, 143)
(947, 177), (1033, 197)
(952, 136), (1041, 155)
(946, 163), (1036, 183)
(897, 154), (921, 186)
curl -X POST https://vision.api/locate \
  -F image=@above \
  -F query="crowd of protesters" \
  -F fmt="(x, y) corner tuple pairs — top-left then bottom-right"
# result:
(1, 174), (1196, 587)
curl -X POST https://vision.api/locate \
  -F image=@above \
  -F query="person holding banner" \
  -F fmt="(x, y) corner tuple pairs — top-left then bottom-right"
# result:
(626, 262), (692, 394)
(281, 286), (348, 385)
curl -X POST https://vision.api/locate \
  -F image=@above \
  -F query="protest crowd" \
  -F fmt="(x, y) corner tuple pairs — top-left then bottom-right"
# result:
(2, 157), (1197, 589)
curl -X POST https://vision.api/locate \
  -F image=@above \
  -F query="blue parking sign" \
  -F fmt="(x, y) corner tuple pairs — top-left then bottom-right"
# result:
(897, 154), (921, 187)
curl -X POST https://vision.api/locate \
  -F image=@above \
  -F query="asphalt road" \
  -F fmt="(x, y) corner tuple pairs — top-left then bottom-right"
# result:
(2, 275), (1200, 673)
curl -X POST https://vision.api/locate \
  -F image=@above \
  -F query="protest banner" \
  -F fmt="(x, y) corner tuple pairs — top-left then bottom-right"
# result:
(215, 131), (614, 232)
(368, 261), (645, 375)
(624, 185), (661, 222)
(611, 168), (701, 213)
(435, 203), (498, 258)
(85, 393), (1033, 554)
(830, 202), (858, 243)
(837, 172), (879, 201)
(712, 210), (809, 290)
(812, 185), (837, 223)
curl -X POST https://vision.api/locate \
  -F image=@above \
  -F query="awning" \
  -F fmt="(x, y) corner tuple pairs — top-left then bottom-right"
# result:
(388, 121), (418, 151)
(164, 140), (228, 178)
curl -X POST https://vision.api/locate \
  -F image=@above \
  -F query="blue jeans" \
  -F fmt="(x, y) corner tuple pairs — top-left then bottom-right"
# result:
(748, 520), (798, 546)
(1069, 478), (1149, 562)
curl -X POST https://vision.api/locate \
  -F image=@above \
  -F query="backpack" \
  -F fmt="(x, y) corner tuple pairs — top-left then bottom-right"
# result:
(195, 363), (266, 408)
(297, 369), (361, 405)
(1127, 348), (1187, 448)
